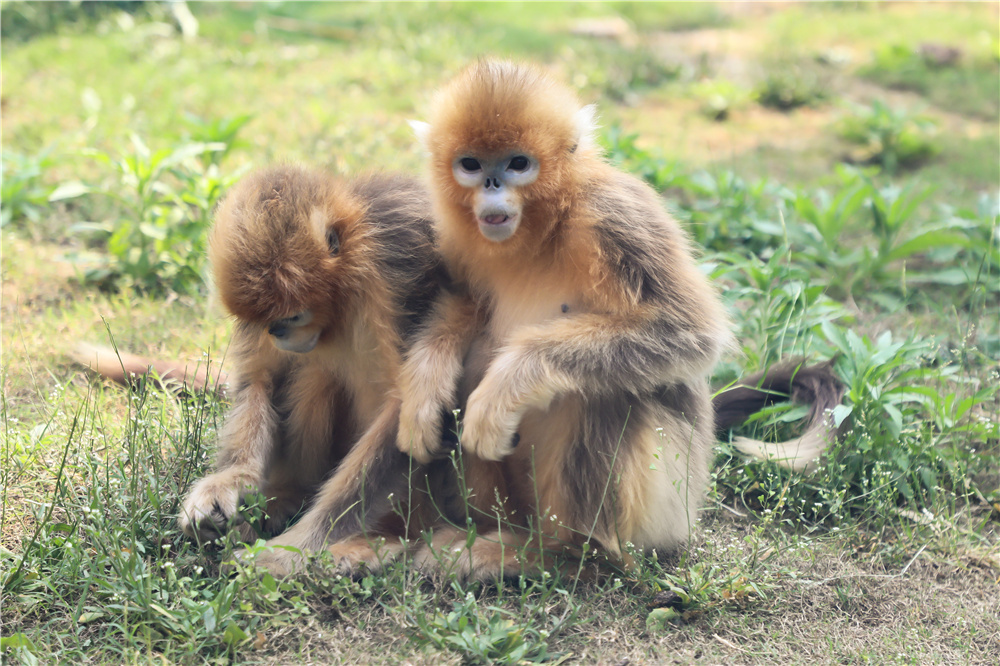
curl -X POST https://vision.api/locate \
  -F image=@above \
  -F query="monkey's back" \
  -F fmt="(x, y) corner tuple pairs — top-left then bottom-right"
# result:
(346, 172), (449, 341)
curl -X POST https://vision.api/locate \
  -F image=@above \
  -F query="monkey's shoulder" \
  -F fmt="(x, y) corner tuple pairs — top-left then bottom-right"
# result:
(581, 168), (698, 304)
(582, 168), (682, 236)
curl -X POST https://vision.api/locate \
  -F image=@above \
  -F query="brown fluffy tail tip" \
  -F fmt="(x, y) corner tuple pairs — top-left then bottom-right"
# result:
(71, 343), (229, 395)
(713, 358), (845, 473)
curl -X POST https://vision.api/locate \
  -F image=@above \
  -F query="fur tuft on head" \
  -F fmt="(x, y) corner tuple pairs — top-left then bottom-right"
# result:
(210, 165), (366, 326)
(408, 120), (432, 151)
(423, 60), (593, 162)
(572, 104), (599, 154)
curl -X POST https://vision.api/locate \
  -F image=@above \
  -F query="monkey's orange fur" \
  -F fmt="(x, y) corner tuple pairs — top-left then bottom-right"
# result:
(178, 165), (444, 576)
(390, 61), (734, 580)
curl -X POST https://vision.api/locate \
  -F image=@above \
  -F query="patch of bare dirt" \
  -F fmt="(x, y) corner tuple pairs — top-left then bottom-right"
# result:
(629, 16), (996, 174)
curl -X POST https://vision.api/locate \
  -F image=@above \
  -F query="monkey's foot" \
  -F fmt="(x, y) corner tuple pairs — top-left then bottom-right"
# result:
(179, 469), (260, 543)
(324, 535), (409, 577)
(412, 527), (520, 583)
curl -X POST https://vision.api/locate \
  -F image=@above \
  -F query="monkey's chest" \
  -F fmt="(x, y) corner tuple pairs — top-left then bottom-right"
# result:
(485, 276), (581, 342)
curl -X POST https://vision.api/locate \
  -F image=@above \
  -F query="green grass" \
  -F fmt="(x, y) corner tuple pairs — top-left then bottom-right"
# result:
(3, 2), (998, 664)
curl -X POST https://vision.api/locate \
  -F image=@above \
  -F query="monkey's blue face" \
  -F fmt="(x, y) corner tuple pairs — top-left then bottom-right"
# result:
(267, 309), (320, 353)
(452, 152), (539, 243)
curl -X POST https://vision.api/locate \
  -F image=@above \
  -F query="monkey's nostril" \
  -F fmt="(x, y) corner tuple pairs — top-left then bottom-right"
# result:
(268, 323), (288, 338)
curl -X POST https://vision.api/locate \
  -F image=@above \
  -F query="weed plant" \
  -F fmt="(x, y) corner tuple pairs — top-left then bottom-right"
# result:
(68, 127), (248, 296)
(754, 62), (831, 111)
(861, 43), (1000, 120)
(837, 100), (940, 173)
(690, 79), (752, 121)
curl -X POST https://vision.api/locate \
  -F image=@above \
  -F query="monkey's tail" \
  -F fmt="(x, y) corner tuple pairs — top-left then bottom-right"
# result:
(713, 358), (844, 473)
(71, 343), (229, 395)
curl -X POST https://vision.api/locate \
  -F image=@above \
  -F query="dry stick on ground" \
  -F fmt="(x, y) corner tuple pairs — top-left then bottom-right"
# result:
(799, 544), (928, 587)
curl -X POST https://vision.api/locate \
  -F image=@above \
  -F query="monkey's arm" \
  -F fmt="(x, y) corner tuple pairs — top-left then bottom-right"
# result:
(397, 291), (481, 464)
(462, 306), (728, 461)
(179, 327), (283, 541)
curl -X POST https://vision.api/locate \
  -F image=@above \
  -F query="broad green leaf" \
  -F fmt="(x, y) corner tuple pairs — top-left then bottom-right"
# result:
(139, 223), (167, 240)
(222, 621), (249, 647)
(77, 610), (105, 624)
(831, 404), (854, 427)
(883, 402), (903, 438)
(0, 633), (37, 653)
(888, 229), (970, 262)
(49, 181), (90, 201)
(904, 268), (977, 286)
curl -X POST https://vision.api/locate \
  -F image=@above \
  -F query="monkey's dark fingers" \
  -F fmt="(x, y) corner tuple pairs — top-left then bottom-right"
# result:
(201, 503), (248, 538)
(180, 499), (248, 545)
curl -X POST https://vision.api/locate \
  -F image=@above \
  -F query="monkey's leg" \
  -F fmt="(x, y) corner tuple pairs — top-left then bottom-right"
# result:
(247, 466), (316, 538)
(244, 398), (414, 577)
(179, 378), (278, 543)
(511, 390), (711, 567)
(320, 459), (465, 577)
(397, 291), (481, 463)
(461, 309), (724, 461)
(612, 391), (714, 553)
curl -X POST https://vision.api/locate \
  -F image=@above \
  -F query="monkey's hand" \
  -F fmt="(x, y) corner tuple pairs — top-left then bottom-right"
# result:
(461, 387), (524, 461)
(396, 291), (480, 463)
(461, 348), (568, 460)
(459, 356), (531, 460)
(178, 468), (260, 543)
(397, 388), (446, 464)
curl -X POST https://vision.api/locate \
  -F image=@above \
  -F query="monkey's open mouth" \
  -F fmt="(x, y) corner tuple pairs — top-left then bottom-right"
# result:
(477, 213), (519, 242)
(479, 213), (510, 226)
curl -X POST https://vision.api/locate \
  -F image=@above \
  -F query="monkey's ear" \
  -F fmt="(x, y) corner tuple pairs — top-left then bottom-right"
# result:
(311, 206), (341, 255)
(309, 207), (329, 245)
(408, 120), (431, 151)
(573, 104), (599, 154)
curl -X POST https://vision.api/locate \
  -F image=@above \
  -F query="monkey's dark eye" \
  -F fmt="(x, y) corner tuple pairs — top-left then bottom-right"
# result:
(459, 158), (481, 173)
(327, 228), (340, 256)
(507, 156), (530, 172)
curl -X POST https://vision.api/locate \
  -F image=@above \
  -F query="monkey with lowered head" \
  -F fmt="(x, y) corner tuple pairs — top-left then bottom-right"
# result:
(390, 60), (841, 581)
(178, 164), (445, 575)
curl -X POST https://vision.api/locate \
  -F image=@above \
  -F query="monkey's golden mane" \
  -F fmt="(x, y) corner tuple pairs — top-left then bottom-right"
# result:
(210, 165), (370, 327)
